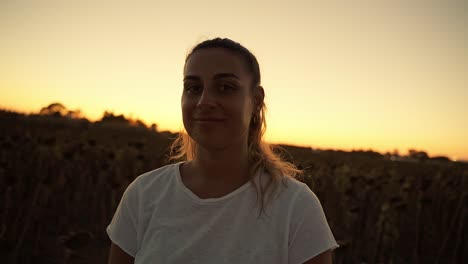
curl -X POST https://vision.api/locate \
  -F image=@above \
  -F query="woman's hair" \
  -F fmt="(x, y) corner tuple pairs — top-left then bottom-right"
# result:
(168, 37), (303, 216)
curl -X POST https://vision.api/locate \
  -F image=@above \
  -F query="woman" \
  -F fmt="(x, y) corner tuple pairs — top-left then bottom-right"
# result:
(107, 38), (338, 264)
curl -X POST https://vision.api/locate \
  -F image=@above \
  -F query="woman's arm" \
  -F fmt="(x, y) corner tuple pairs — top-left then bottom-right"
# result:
(302, 250), (333, 264)
(108, 242), (135, 264)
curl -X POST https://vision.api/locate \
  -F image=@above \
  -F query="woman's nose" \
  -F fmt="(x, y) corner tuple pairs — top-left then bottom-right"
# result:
(197, 89), (216, 108)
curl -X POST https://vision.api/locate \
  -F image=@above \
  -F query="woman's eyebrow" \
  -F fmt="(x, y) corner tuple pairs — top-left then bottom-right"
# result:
(213, 73), (239, 80)
(183, 75), (199, 82)
(183, 73), (240, 81)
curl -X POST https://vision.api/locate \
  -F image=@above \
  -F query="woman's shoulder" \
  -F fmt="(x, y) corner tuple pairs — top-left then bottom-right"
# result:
(275, 174), (311, 198)
(283, 176), (320, 203)
(129, 162), (181, 190)
(280, 176), (325, 216)
(256, 172), (313, 206)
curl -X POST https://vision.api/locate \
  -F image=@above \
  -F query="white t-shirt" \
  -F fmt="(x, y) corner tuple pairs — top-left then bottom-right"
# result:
(106, 161), (338, 264)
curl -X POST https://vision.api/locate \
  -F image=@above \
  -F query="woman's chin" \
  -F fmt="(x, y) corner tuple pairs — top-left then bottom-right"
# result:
(194, 137), (233, 152)
(198, 141), (229, 151)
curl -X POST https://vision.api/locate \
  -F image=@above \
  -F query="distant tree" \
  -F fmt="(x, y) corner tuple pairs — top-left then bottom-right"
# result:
(383, 152), (392, 159)
(65, 110), (83, 119)
(351, 149), (383, 159)
(150, 123), (158, 132)
(430, 156), (451, 162)
(39, 102), (68, 117)
(132, 119), (148, 129)
(100, 111), (129, 124)
(39, 102), (84, 119)
(408, 149), (429, 161)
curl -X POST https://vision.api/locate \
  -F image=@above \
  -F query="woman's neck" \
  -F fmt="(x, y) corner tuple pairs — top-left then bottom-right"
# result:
(192, 143), (250, 184)
(179, 142), (253, 199)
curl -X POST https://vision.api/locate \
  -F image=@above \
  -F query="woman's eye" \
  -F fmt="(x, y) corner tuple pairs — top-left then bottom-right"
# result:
(184, 85), (201, 93)
(219, 84), (236, 92)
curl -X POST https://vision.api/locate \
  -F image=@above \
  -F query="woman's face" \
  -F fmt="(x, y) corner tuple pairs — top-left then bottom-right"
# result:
(182, 48), (255, 151)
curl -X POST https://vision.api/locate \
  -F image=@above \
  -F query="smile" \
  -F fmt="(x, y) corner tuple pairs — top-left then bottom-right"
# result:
(194, 119), (225, 123)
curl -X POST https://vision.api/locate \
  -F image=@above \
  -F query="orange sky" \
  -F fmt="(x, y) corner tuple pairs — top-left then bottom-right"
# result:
(1, 0), (467, 160)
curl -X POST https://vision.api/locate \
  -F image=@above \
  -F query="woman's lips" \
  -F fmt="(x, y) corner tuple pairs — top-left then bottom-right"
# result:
(194, 118), (225, 123)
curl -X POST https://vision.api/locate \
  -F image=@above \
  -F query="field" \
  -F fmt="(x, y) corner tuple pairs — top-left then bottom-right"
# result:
(0, 110), (466, 263)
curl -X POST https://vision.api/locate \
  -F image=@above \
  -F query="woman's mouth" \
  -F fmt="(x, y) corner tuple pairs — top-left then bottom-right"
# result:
(195, 119), (225, 123)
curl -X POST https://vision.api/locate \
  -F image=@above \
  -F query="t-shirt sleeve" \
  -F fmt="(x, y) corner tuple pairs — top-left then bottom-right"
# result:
(288, 183), (339, 264)
(106, 179), (140, 257)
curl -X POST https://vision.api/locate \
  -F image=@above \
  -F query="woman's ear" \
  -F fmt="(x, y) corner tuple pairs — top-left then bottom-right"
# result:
(255, 86), (265, 107)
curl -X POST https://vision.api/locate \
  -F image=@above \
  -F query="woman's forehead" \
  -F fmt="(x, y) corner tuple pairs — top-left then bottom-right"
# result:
(184, 48), (249, 77)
